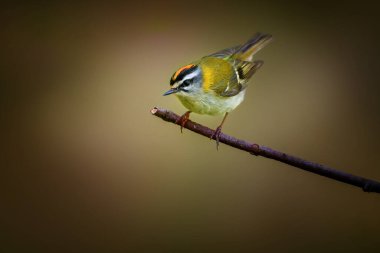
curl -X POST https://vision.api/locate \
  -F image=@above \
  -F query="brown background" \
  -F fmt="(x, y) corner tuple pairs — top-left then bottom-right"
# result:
(2, 1), (380, 252)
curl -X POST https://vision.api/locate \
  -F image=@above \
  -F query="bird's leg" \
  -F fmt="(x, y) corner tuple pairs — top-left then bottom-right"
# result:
(175, 111), (191, 133)
(211, 112), (229, 150)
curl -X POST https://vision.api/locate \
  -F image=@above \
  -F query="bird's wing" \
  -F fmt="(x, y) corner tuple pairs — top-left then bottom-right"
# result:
(218, 80), (243, 97)
(201, 57), (242, 97)
(208, 33), (272, 62)
(231, 33), (272, 62)
(203, 32), (272, 96)
(207, 45), (241, 60)
(208, 77), (243, 97)
(235, 60), (264, 86)
(214, 60), (264, 96)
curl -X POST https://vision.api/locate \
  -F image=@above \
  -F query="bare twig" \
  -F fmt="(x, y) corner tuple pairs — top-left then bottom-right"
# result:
(151, 107), (380, 193)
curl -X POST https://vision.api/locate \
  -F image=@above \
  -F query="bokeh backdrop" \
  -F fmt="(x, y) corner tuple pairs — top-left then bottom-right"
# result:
(2, 1), (380, 252)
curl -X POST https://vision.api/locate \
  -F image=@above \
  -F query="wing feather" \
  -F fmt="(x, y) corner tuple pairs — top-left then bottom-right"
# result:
(201, 57), (241, 97)
(207, 33), (272, 61)
(203, 33), (272, 97)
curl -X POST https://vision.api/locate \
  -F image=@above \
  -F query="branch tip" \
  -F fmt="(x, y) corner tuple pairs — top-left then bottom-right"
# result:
(150, 107), (158, 115)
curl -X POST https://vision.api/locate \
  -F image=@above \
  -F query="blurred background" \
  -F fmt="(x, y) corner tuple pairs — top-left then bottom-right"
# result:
(1, 1), (380, 252)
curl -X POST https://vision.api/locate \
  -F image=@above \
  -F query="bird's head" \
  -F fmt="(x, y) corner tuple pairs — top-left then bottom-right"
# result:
(163, 64), (202, 96)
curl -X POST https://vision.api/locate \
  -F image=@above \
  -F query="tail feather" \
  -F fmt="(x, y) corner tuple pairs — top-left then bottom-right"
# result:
(235, 33), (273, 62)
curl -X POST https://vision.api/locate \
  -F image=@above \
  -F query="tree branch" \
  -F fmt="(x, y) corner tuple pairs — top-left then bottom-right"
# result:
(151, 107), (380, 194)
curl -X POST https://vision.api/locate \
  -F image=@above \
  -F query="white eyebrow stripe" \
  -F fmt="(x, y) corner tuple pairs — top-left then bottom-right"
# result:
(179, 69), (200, 84)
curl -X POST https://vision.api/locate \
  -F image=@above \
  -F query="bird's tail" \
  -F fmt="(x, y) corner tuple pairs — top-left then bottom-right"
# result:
(234, 33), (273, 62)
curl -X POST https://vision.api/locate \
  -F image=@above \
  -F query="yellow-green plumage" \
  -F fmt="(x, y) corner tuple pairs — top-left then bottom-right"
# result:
(175, 86), (246, 115)
(164, 33), (272, 148)
(165, 33), (272, 115)
(175, 57), (244, 115)
(199, 57), (239, 96)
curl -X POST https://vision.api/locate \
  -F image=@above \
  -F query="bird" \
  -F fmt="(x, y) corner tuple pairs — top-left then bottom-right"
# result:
(163, 33), (272, 149)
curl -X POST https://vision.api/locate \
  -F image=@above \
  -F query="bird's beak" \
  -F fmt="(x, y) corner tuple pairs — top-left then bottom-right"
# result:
(163, 88), (179, 96)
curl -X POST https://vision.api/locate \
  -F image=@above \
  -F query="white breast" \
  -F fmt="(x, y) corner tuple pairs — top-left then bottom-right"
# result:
(176, 90), (246, 115)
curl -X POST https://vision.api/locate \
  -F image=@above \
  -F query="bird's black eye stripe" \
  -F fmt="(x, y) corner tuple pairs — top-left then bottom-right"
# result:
(182, 79), (191, 87)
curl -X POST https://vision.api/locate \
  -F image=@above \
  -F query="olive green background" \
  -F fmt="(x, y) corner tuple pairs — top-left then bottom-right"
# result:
(2, 1), (380, 252)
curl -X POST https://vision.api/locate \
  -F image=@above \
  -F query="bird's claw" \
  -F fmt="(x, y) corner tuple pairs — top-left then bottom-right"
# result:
(210, 126), (223, 150)
(175, 111), (191, 133)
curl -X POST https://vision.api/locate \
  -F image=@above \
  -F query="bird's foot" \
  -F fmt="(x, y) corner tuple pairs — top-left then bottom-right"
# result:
(175, 111), (191, 133)
(210, 126), (223, 150)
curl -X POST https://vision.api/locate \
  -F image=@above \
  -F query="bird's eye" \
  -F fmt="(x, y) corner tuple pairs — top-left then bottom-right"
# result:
(182, 80), (191, 87)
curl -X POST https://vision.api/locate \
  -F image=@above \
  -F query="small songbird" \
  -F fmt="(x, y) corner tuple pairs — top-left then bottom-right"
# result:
(163, 33), (272, 148)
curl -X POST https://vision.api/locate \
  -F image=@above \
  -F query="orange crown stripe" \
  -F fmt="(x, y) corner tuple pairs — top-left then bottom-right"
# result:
(173, 64), (195, 80)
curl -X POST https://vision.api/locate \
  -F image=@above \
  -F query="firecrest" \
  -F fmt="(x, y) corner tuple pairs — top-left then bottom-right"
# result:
(164, 33), (272, 149)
